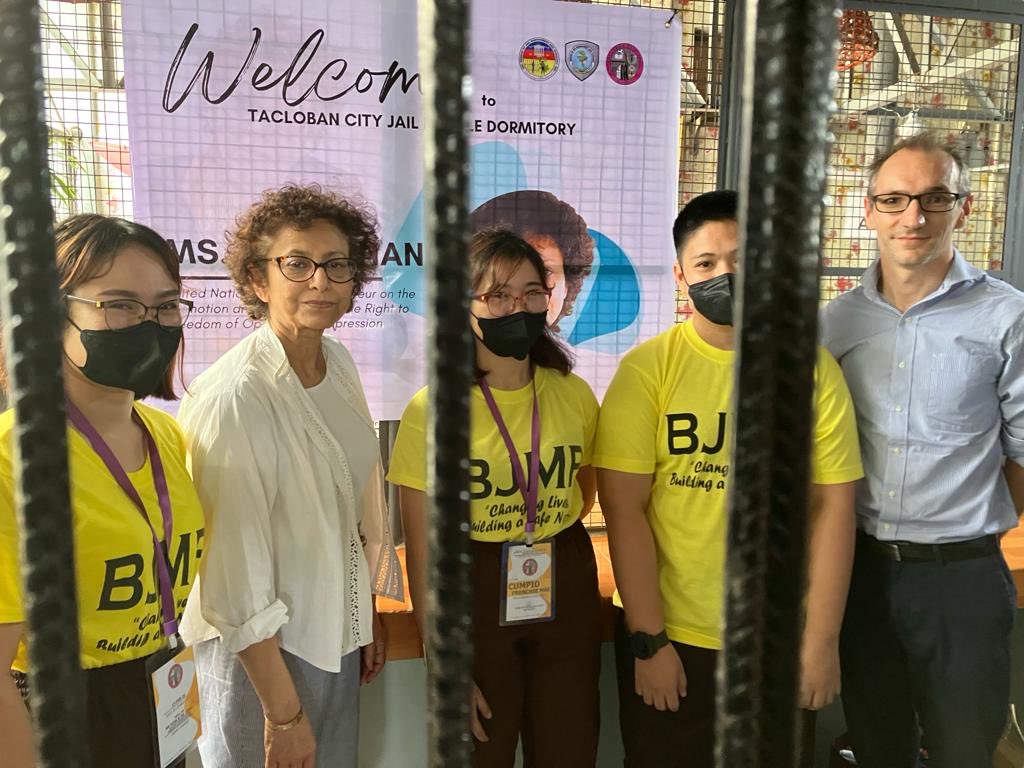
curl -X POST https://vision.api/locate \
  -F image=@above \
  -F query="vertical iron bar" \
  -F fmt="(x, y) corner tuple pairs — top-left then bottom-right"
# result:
(717, 0), (840, 766)
(0, 1), (87, 767)
(418, 1), (474, 766)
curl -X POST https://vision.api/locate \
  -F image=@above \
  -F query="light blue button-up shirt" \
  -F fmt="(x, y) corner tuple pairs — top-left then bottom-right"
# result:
(821, 251), (1024, 543)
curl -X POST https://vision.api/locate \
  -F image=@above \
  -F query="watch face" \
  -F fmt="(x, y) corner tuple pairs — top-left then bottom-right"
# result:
(630, 633), (653, 660)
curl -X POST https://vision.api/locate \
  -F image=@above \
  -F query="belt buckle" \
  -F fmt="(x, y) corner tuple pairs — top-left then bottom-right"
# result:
(885, 541), (902, 562)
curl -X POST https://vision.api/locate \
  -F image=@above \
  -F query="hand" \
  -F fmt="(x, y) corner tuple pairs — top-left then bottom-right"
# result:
(264, 712), (316, 768)
(361, 605), (387, 685)
(470, 680), (493, 742)
(799, 635), (841, 711)
(635, 644), (686, 712)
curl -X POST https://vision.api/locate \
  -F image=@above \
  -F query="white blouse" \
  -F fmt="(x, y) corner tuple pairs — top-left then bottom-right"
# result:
(177, 324), (403, 671)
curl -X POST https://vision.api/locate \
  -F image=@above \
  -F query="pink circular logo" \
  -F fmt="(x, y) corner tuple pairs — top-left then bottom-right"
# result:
(606, 43), (644, 85)
(522, 558), (539, 576)
(167, 663), (184, 689)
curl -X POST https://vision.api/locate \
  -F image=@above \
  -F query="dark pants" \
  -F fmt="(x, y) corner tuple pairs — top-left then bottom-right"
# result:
(471, 520), (602, 768)
(84, 655), (161, 768)
(614, 613), (717, 768)
(615, 611), (817, 768)
(840, 537), (1017, 768)
(15, 655), (171, 768)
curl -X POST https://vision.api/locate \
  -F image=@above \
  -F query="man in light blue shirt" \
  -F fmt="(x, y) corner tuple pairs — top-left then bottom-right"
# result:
(821, 132), (1024, 768)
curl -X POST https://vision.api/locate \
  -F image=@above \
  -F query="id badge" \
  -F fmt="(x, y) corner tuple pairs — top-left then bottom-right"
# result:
(145, 641), (203, 768)
(500, 540), (556, 625)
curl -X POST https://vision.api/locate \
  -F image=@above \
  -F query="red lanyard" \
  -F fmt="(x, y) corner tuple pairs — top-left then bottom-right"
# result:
(66, 401), (179, 647)
(478, 379), (541, 545)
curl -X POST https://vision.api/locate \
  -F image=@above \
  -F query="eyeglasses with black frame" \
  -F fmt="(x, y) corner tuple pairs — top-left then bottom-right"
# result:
(262, 255), (355, 284)
(869, 191), (969, 213)
(472, 288), (551, 317)
(65, 295), (194, 329)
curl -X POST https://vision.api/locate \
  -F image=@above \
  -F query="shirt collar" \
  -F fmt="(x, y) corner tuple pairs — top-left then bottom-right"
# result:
(860, 248), (985, 305)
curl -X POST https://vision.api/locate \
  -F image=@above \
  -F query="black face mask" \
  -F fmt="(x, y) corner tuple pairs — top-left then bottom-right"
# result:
(474, 311), (547, 360)
(687, 272), (735, 326)
(71, 320), (182, 399)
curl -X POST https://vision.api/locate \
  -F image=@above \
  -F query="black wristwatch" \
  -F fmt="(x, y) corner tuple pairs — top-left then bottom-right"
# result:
(628, 629), (670, 660)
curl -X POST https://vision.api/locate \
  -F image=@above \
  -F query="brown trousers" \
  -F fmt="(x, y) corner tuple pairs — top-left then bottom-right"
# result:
(470, 520), (602, 768)
(15, 653), (184, 768)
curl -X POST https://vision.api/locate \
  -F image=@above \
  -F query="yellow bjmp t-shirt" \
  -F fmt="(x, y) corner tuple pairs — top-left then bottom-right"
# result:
(593, 321), (863, 649)
(388, 366), (599, 542)
(0, 403), (205, 671)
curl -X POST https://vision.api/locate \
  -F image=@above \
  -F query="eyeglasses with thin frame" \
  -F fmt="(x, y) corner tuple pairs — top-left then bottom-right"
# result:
(472, 288), (551, 317)
(869, 191), (968, 214)
(262, 255), (355, 284)
(65, 295), (194, 329)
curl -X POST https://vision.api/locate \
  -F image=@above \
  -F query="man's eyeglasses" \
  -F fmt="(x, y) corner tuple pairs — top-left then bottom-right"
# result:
(473, 289), (551, 317)
(65, 295), (194, 329)
(869, 191), (968, 214)
(262, 256), (355, 284)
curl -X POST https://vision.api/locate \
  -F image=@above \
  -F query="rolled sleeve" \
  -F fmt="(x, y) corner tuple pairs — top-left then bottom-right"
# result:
(1000, 314), (1024, 464)
(179, 387), (287, 651)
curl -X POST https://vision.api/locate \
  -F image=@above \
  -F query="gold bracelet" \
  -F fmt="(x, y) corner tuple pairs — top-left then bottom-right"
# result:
(265, 706), (304, 732)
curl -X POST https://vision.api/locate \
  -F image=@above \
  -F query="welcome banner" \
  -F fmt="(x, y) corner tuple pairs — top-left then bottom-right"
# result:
(122, 0), (681, 419)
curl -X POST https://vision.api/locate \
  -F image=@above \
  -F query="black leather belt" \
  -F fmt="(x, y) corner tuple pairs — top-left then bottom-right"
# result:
(859, 532), (999, 563)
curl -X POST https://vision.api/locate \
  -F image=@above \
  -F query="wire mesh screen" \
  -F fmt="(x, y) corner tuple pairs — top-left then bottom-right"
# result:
(823, 10), (1021, 302)
(41, 1), (131, 220)
(560, 0), (726, 530)
(35, 2), (1023, 536)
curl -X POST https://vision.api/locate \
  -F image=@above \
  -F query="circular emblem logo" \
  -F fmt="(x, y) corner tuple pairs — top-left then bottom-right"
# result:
(167, 663), (184, 689)
(522, 558), (539, 576)
(520, 38), (559, 81)
(606, 43), (644, 85)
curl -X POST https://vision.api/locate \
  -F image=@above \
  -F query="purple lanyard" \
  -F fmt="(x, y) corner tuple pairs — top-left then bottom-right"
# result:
(66, 401), (179, 647)
(478, 379), (541, 546)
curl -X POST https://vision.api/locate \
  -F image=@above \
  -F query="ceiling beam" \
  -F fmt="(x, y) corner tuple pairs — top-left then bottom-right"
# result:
(842, 38), (1017, 115)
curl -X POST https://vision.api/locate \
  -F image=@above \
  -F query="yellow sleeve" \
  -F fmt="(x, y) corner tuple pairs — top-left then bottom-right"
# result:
(568, 374), (599, 466)
(811, 347), (864, 485)
(592, 355), (661, 475)
(386, 389), (428, 491)
(0, 432), (24, 625)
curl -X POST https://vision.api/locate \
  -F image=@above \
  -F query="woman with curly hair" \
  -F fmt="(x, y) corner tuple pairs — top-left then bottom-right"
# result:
(177, 184), (402, 768)
(469, 190), (595, 330)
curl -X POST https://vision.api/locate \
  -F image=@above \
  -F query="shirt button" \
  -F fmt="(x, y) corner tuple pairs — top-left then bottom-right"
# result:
(888, 490), (896, 498)
(898, 361), (906, 369)
(895, 405), (903, 412)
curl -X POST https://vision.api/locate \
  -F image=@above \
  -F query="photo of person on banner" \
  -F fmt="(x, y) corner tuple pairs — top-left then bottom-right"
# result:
(176, 184), (403, 768)
(0, 214), (205, 768)
(469, 189), (595, 331)
(388, 230), (603, 767)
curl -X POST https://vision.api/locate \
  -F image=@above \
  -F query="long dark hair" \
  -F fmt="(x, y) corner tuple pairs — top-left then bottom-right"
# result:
(470, 229), (573, 379)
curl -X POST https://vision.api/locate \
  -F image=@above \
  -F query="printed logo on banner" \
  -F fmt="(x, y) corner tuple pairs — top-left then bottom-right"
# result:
(565, 41), (599, 81)
(606, 43), (644, 85)
(519, 38), (559, 80)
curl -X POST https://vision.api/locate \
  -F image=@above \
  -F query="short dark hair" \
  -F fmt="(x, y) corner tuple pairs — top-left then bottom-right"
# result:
(865, 132), (971, 195)
(469, 191), (594, 326)
(470, 229), (573, 378)
(225, 184), (380, 320)
(49, 214), (184, 400)
(672, 190), (738, 253)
